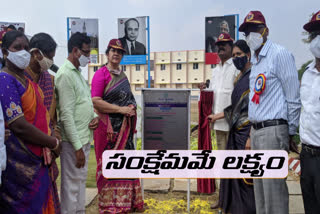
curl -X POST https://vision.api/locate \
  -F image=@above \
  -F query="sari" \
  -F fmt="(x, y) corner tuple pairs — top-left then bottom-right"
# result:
(0, 72), (57, 214)
(92, 66), (144, 214)
(25, 69), (61, 214)
(218, 69), (256, 214)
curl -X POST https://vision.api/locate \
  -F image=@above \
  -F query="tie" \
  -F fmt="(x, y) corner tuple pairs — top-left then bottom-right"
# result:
(130, 41), (135, 55)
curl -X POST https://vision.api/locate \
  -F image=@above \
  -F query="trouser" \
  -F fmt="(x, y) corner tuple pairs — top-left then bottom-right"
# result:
(300, 144), (320, 214)
(215, 130), (228, 150)
(60, 142), (91, 214)
(215, 130), (229, 189)
(251, 124), (289, 214)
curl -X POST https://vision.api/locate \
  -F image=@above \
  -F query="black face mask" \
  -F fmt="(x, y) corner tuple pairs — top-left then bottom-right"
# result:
(232, 55), (248, 71)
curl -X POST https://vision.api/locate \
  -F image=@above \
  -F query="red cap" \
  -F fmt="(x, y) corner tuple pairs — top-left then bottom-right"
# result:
(239, 11), (267, 32)
(303, 10), (320, 32)
(215, 33), (233, 44)
(108, 39), (126, 52)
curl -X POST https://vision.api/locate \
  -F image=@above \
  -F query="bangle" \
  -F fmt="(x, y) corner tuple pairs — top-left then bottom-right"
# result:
(52, 138), (60, 150)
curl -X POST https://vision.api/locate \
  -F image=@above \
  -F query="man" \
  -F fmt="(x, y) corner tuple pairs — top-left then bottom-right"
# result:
(239, 11), (301, 213)
(0, 103), (5, 186)
(206, 33), (239, 151)
(201, 33), (239, 208)
(55, 32), (99, 214)
(300, 10), (320, 214)
(119, 18), (146, 55)
(220, 20), (229, 34)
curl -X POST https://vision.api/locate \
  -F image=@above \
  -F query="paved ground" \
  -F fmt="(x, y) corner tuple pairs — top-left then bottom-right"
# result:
(85, 171), (305, 213)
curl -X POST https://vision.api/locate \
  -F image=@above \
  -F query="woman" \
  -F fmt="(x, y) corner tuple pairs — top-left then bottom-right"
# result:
(0, 30), (61, 214)
(25, 33), (61, 214)
(208, 40), (256, 214)
(91, 39), (144, 214)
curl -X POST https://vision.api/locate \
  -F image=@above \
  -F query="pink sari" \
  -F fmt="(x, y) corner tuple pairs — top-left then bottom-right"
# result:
(92, 66), (144, 214)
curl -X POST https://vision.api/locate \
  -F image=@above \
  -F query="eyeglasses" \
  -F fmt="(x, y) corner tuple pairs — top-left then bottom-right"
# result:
(80, 49), (91, 55)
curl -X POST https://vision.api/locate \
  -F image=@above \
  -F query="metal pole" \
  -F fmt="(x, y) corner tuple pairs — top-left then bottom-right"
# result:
(236, 14), (239, 41)
(187, 90), (191, 213)
(67, 18), (70, 41)
(147, 16), (151, 88)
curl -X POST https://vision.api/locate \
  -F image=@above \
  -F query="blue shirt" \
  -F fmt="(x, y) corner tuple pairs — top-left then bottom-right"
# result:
(248, 40), (301, 135)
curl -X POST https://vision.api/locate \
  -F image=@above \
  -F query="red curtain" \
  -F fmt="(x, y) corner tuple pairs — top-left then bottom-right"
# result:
(197, 91), (215, 193)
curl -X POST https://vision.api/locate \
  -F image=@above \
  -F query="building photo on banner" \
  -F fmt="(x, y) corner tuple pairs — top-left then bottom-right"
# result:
(118, 16), (147, 64)
(205, 15), (238, 64)
(69, 18), (99, 64)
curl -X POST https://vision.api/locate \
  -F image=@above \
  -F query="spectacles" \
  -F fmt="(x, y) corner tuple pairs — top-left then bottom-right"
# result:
(80, 49), (91, 55)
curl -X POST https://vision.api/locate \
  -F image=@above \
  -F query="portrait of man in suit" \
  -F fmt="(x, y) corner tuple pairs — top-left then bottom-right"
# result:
(119, 18), (146, 55)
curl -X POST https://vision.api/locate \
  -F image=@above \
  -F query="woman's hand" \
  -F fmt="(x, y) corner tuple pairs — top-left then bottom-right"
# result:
(245, 138), (251, 150)
(5, 129), (11, 141)
(119, 106), (136, 117)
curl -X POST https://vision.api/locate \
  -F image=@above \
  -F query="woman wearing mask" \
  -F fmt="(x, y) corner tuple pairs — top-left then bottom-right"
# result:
(208, 40), (256, 214)
(0, 30), (61, 214)
(25, 32), (61, 214)
(91, 39), (144, 214)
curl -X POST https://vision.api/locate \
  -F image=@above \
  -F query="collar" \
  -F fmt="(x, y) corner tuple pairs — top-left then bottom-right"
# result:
(66, 59), (81, 73)
(307, 60), (319, 74)
(252, 40), (272, 64)
(219, 57), (233, 66)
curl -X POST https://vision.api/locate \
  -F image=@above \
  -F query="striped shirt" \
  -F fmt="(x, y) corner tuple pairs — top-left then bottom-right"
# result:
(248, 40), (301, 135)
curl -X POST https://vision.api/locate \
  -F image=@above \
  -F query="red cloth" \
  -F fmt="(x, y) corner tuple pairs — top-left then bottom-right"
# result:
(197, 91), (215, 193)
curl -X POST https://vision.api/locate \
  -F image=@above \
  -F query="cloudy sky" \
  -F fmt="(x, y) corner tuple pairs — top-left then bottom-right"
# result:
(1, 0), (318, 72)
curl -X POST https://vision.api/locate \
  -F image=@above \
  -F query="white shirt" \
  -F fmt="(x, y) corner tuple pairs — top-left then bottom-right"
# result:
(0, 102), (6, 185)
(299, 60), (320, 147)
(209, 58), (240, 131)
(126, 39), (136, 55)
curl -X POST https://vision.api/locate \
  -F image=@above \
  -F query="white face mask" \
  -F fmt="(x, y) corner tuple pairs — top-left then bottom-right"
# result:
(7, 50), (31, 69)
(246, 30), (265, 51)
(310, 35), (320, 59)
(78, 54), (90, 67)
(30, 48), (54, 72)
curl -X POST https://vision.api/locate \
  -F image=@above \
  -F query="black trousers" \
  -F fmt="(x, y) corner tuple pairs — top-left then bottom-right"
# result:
(300, 145), (320, 214)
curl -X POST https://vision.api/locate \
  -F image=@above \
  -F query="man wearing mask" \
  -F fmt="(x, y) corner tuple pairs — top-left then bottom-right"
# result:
(55, 32), (99, 214)
(300, 10), (320, 214)
(200, 33), (239, 209)
(239, 11), (301, 213)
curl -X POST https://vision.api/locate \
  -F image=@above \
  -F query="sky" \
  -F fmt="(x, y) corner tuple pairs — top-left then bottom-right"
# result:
(0, 0), (318, 74)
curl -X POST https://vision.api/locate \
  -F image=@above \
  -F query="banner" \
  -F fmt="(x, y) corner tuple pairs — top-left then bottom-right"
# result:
(205, 15), (237, 64)
(118, 17), (147, 64)
(69, 18), (99, 64)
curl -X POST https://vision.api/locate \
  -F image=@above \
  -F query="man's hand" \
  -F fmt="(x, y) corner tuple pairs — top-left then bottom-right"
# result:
(245, 138), (251, 150)
(5, 129), (11, 141)
(207, 114), (218, 123)
(289, 135), (299, 154)
(89, 117), (99, 130)
(75, 148), (85, 168)
(198, 82), (207, 91)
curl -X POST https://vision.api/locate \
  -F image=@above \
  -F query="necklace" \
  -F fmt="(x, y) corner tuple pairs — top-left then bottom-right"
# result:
(26, 67), (40, 82)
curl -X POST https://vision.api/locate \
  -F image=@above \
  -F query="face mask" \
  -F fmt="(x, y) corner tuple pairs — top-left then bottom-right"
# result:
(78, 54), (90, 67)
(30, 48), (54, 72)
(246, 28), (266, 51)
(310, 35), (320, 58)
(233, 55), (248, 71)
(7, 50), (31, 69)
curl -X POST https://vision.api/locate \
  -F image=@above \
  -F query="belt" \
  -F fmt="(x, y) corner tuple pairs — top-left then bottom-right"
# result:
(252, 119), (288, 130)
(302, 144), (320, 156)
